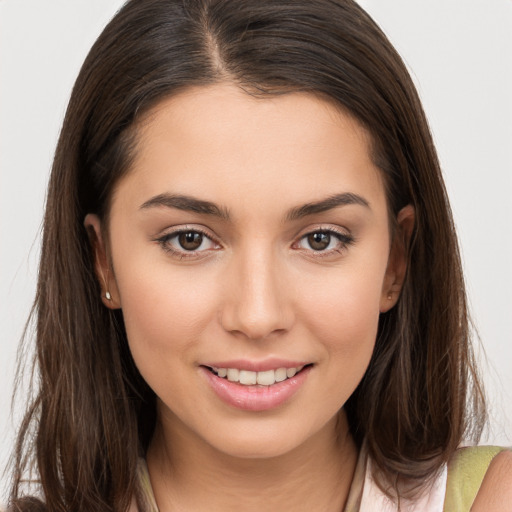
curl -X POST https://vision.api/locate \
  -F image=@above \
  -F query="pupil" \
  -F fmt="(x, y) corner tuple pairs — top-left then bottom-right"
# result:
(308, 232), (330, 251)
(179, 232), (203, 250)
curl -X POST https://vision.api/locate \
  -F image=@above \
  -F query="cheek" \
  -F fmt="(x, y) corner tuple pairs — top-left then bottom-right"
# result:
(300, 257), (385, 323)
(114, 258), (218, 363)
(306, 281), (381, 356)
(305, 279), (381, 408)
(295, 253), (387, 366)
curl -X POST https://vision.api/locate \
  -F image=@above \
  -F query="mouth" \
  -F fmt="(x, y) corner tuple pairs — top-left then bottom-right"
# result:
(203, 364), (312, 387)
(201, 363), (313, 411)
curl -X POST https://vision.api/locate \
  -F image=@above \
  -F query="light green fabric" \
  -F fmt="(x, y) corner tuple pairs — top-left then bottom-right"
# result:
(443, 445), (505, 512)
(135, 459), (159, 512)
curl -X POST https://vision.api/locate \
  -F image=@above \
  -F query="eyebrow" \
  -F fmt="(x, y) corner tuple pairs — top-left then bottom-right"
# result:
(139, 191), (370, 221)
(285, 192), (370, 221)
(140, 193), (231, 219)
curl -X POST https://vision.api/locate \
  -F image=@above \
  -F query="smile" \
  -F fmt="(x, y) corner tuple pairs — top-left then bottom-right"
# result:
(208, 365), (306, 386)
(202, 363), (313, 411)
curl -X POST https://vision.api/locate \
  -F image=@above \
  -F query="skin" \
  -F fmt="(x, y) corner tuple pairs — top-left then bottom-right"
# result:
(86, 83), (414, 511)
(473, 451), (512, 511)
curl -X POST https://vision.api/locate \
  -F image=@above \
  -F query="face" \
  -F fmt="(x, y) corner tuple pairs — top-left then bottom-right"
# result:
(87, 84), (410, 459)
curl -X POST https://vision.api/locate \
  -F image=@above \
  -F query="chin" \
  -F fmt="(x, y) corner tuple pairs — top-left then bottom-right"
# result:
(200, 413), (339, 461)
(210, 432), (306, 460)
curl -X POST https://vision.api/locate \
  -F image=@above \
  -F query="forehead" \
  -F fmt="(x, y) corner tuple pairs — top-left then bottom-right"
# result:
(111, 83), (387, 218)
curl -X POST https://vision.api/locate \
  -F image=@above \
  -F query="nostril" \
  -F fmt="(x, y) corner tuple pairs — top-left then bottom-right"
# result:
(218, 266), (294, 339)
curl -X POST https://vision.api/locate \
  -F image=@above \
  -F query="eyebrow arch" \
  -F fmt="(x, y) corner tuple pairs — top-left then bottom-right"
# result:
(140, 191), (369, 222)
(286, 192), (370, 221)
(140, 193), (230, 219)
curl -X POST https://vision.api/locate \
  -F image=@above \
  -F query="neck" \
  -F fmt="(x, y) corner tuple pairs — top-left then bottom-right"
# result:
(146, 411), (358, 512)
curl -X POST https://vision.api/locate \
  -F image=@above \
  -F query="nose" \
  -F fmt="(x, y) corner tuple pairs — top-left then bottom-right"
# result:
(220, 247), (294, 340)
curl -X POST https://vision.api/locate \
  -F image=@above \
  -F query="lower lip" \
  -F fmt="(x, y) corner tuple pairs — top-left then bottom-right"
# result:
(201, 366), (312, 412)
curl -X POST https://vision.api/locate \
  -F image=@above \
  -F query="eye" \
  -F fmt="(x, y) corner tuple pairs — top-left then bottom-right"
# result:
(156, 228), (220, 257)
(296, 229), (354, 253)
(304, 232), (333, 251)
(177, 231), (206, 251)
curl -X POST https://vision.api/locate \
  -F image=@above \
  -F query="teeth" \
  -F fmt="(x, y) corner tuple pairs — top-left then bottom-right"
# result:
(227, 368), (239, 382)
(239, 370), (257, 385)
(286, 367), (297, 378)
(212, 365), (305, 386)
(275, 368), (287, 382)
(256, 370), (275, 386)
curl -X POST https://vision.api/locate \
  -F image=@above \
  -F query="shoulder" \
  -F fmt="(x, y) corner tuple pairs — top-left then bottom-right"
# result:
(472, 449), (512, 511)
(444, 446), (512, 512)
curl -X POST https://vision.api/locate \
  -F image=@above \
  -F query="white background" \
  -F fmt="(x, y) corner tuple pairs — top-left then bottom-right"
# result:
(1, 0), (511, 503)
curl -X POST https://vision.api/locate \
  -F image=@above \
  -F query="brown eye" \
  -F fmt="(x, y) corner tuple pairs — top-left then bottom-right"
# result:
(307, 232), (331, 251)
(178, 231), (204, 251)
(295, 229), (354, 254)
(157, 228), (219, 257)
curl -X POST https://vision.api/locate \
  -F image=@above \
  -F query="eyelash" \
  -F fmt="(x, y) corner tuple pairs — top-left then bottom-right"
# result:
(293, 228), (355, 257)
(155, 227), (221, 260)
(154, 226), (355, 260)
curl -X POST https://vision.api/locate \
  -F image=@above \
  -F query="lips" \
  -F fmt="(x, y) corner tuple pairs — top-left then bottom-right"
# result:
(201, 362), (312, 411)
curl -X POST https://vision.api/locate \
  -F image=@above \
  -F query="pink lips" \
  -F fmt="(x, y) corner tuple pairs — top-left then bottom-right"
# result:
(203, 358), (308, 372)
(200, 362), (311, 412)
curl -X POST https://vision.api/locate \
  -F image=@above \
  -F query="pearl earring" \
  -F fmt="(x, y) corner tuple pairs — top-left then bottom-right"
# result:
(105, 291), (112, 301)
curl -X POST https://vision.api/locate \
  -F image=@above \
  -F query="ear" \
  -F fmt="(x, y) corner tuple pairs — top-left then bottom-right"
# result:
(380, 204), (415, 313)
(84, 214), (121, 309)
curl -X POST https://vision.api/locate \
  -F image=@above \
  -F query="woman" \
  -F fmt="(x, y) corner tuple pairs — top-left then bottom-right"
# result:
(7, 0), (511, 511)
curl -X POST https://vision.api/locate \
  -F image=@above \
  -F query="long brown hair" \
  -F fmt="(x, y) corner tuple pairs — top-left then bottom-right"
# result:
(9, 0), (485, 510)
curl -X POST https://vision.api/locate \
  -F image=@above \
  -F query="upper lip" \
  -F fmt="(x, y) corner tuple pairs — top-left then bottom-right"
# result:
(201, 359), (310, 372)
